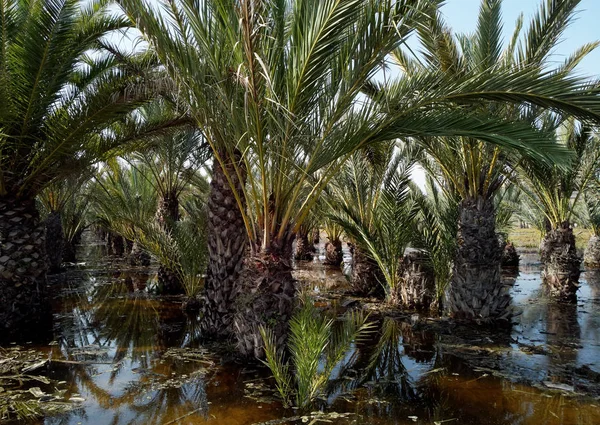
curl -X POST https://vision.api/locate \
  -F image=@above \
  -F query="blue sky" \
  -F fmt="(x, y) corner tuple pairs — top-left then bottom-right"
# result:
(440, 0), (600, 76)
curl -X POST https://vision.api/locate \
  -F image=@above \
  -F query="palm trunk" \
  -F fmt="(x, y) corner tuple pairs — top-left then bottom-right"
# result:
(156, 190), (180, 227)
(501, 241), (520, 268)
(45, 211), (64, 274)
(293, 231), (314, 261)
(129, 240), (151, 267)
(0, 196), (51, 341)
(351, 246), (384, 297)
(233, 239), (296, 358)
(448, 197), (510, 322)
(397, 251), (436, 313)
(156, 192), (184, 295)
(62, 229), (83, 263)
(200, 152), (247, 338)
(584, 235), (600, 268)
(324, 238), (343, 267)
(539, 222), (581, 301)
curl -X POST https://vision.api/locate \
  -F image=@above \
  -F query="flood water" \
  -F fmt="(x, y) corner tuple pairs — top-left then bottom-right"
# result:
(2, 241), (600, 425)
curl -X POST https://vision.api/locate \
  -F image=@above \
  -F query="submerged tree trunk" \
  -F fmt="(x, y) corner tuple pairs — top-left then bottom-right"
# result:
(233, 240), (296, 358)
(156, 192), (184, 295)
(351, 246), (384, 297)
(324, 238), (343, 267)
(448, 197), (510, 323)
(540, 222), (581, 301)
(129, 240), (151, 267)
(584, 235), (600, 268)
(396, 251), (437, 313)
(294, 232), (314, 261)
(200, 152), (247, 338)
(501, 240), (520, 268)
(45, 211), (64, 274)
(62, 229), (83, 263)
(0, 196), (51, 341)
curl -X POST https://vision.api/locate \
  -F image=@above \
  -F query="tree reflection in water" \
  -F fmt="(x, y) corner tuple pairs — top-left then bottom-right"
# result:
(45, 269), (208, 425)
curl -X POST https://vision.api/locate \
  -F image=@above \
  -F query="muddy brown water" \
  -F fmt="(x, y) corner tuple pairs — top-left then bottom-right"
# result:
(2, 243), (600, 425)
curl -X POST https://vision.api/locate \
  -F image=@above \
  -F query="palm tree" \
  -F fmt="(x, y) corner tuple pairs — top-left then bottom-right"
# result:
(379, 0), (600, 321)
(583, 179), (600, 268)
(0, 0), (182, 340)
(517, 120), (600, 299)
(410, 175), (459, 313)
(125, 113), (210, 292)
(38, 172), (93, 271)
(122, 0), (600, 350)
(328, 145), (414, 300)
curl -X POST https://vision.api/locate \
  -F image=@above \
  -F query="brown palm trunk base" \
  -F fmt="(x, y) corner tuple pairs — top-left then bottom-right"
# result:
(107, 232), (125, 256)
(45, 211), (64, 274)
(156, 191), (180, 228)
(158, 265), (184, 295)
(395, 251), (437, 313)
(324, 238), (343, 267)
(351, 246), (384, 298)
(584, 235), (600, 268)
(129, 240), (151, 267)
(311, 229), (320, 245)
(448, 198), (511, 323)
(501, 241), (520, 268)
(62, 230), (83, 263)
(233, 254), (296, 358)
(0, 196), (52, 342)
(200, 152), (247, 338)
(540, 224), (581, 302)
(294, 233), (314, 261)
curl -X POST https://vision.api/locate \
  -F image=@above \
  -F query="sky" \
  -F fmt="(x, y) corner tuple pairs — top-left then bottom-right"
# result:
(440, 0), (600, 76)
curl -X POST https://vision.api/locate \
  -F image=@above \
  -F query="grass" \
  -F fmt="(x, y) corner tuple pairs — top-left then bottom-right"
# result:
(508, 227), (593, 251)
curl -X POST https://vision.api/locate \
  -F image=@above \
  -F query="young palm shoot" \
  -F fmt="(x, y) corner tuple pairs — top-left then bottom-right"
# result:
(410, 175), (459, 313)
(260, 296), (374, 409)
(330, 154), (418, 304)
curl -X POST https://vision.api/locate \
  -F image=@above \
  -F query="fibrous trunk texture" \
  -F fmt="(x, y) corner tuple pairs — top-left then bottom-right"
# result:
(395, 251), (436, 313)
(45, 211), (64, 274)
(584, 235), (600, 268)
(107, 232), (125, 256)
(129, 240), (151, 267)
(324, 238), (343, 267)
(501, 241), (520, 268)
(200, 152), (247, 338)
(311, 229), (320, 245)
(156, 192), (184, 295)
(448, 198), (510, 323)
(62, 229), (83, 263)
(0, 196), (51, 341)
(294, 232), (314, 261)
(233, 253), (296, 358)
(156, 190), (180, 227)
(351, 246), (384, 297)
(540, 223), (581, 301)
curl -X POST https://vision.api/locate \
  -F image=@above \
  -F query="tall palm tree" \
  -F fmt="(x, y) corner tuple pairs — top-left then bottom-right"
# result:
(517, 120), (600, 300)
(122, 0), (600, 350)
(0, 0), (181, 340)
(583, 179), (600, 268)
(379, 0), (600, 321)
